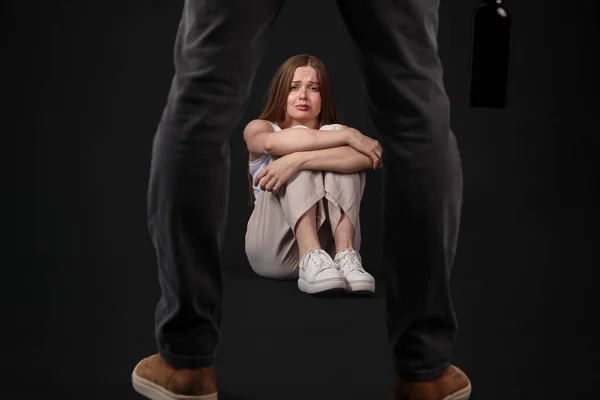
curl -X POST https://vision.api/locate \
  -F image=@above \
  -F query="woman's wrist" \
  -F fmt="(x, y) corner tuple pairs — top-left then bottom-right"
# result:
(342, 129), (354, 146)
(292, 151), (308, 171)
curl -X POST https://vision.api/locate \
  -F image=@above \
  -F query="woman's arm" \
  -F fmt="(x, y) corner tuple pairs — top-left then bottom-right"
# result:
(265, 127), (351, 156)
(294, 145), (379, 173)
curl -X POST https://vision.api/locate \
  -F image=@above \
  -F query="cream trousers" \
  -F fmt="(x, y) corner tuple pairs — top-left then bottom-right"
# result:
(245, 168), (366, 280)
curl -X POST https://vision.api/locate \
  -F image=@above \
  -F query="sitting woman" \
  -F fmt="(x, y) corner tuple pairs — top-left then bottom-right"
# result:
(243, 54), (382, 296)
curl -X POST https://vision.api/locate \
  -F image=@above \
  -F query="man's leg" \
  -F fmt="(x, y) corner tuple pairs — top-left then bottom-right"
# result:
(336, 0), (467, 387)
(148, 0), (287, 369)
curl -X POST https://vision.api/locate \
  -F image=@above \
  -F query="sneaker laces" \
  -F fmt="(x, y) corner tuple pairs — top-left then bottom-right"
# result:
(338, 249), (364, 273)
(305, 249), (337, 273)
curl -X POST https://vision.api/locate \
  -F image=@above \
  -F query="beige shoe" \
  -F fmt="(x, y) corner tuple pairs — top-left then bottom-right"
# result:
(393, 365), (471, 400)
(131, 354), (218, 400)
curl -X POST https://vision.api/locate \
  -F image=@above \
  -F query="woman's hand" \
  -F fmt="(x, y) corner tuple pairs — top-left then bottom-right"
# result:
(344, 126), (383, 169)
(254, 153), (303, 195)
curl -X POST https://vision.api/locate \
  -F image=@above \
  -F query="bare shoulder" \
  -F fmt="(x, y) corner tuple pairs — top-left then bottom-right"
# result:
(243, 119), (274, 141)
(244, 119), (275, 160)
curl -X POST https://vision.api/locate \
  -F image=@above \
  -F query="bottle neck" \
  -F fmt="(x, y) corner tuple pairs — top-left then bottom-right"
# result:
(483, 0), (503, 4)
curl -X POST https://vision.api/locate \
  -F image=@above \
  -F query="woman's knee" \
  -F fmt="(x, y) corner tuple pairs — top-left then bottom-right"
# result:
(280, 169), (325, 208)
(324, 170), (364, 182)
(285, 169), (322, 191)
(323, 170), (365, 199)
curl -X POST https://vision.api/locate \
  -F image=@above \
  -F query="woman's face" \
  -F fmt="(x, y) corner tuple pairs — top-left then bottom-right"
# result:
(283, 66), (322, 129)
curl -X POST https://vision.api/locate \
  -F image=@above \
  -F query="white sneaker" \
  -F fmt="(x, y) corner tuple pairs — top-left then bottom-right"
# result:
(298, 248), (347, 294)
(334, 248), (376, 294)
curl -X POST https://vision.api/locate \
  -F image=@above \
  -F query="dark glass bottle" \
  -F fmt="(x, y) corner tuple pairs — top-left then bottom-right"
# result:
(469, 0), (512, 108)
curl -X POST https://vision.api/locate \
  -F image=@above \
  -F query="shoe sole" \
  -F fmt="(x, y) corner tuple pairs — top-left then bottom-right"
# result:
(345, 281), (375, 295)
(131, 360), (218, 400)
(298, 277), (346, 294)
(443, 381), (472, 400)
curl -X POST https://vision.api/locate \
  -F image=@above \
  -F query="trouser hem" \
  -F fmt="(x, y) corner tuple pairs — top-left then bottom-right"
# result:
(159, 349), (215, 369)
(395, 362), (450, 382)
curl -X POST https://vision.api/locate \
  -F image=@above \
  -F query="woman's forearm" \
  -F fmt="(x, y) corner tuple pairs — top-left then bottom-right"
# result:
(265, 128), (351, 156)
(296, 146), (372, 173)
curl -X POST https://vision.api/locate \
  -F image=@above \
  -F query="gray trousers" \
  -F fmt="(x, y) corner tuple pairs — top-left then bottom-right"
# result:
(245, 169), (366, 280)
(148, 0), (463, 381)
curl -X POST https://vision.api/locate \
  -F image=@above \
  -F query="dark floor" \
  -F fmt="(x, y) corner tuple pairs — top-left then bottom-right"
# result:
(8, 208), (599, 400)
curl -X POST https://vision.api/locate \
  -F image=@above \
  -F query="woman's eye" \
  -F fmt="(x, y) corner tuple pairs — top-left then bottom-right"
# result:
(290, 86), (319, 91)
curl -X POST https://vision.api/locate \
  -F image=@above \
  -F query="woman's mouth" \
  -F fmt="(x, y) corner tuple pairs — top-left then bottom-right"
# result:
(296, 105), (310, 111)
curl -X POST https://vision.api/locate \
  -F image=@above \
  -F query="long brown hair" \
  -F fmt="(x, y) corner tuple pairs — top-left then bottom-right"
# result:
(247, 54), (340, 212)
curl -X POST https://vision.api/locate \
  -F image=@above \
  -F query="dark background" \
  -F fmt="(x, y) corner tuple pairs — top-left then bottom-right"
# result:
(10, 0), (600, 399)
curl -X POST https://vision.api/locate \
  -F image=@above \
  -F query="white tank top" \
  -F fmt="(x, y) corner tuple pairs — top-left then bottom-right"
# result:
(248, 121), (281, 201)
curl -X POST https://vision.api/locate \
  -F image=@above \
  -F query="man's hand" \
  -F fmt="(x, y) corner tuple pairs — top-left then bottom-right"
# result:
(343, 126), (383, 169)
(254, 153), (303, 195)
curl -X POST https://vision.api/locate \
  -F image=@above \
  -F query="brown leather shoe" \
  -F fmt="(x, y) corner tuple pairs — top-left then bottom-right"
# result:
(393, 365), (471, 400)
(131, 353), (218, 400)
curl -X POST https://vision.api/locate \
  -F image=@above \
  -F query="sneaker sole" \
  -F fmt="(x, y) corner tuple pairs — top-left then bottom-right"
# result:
(346, 281), (375, 294)
(298, 277), (347, 294)
(443, 381), (472, 400)
(131, 360), (218, 400)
